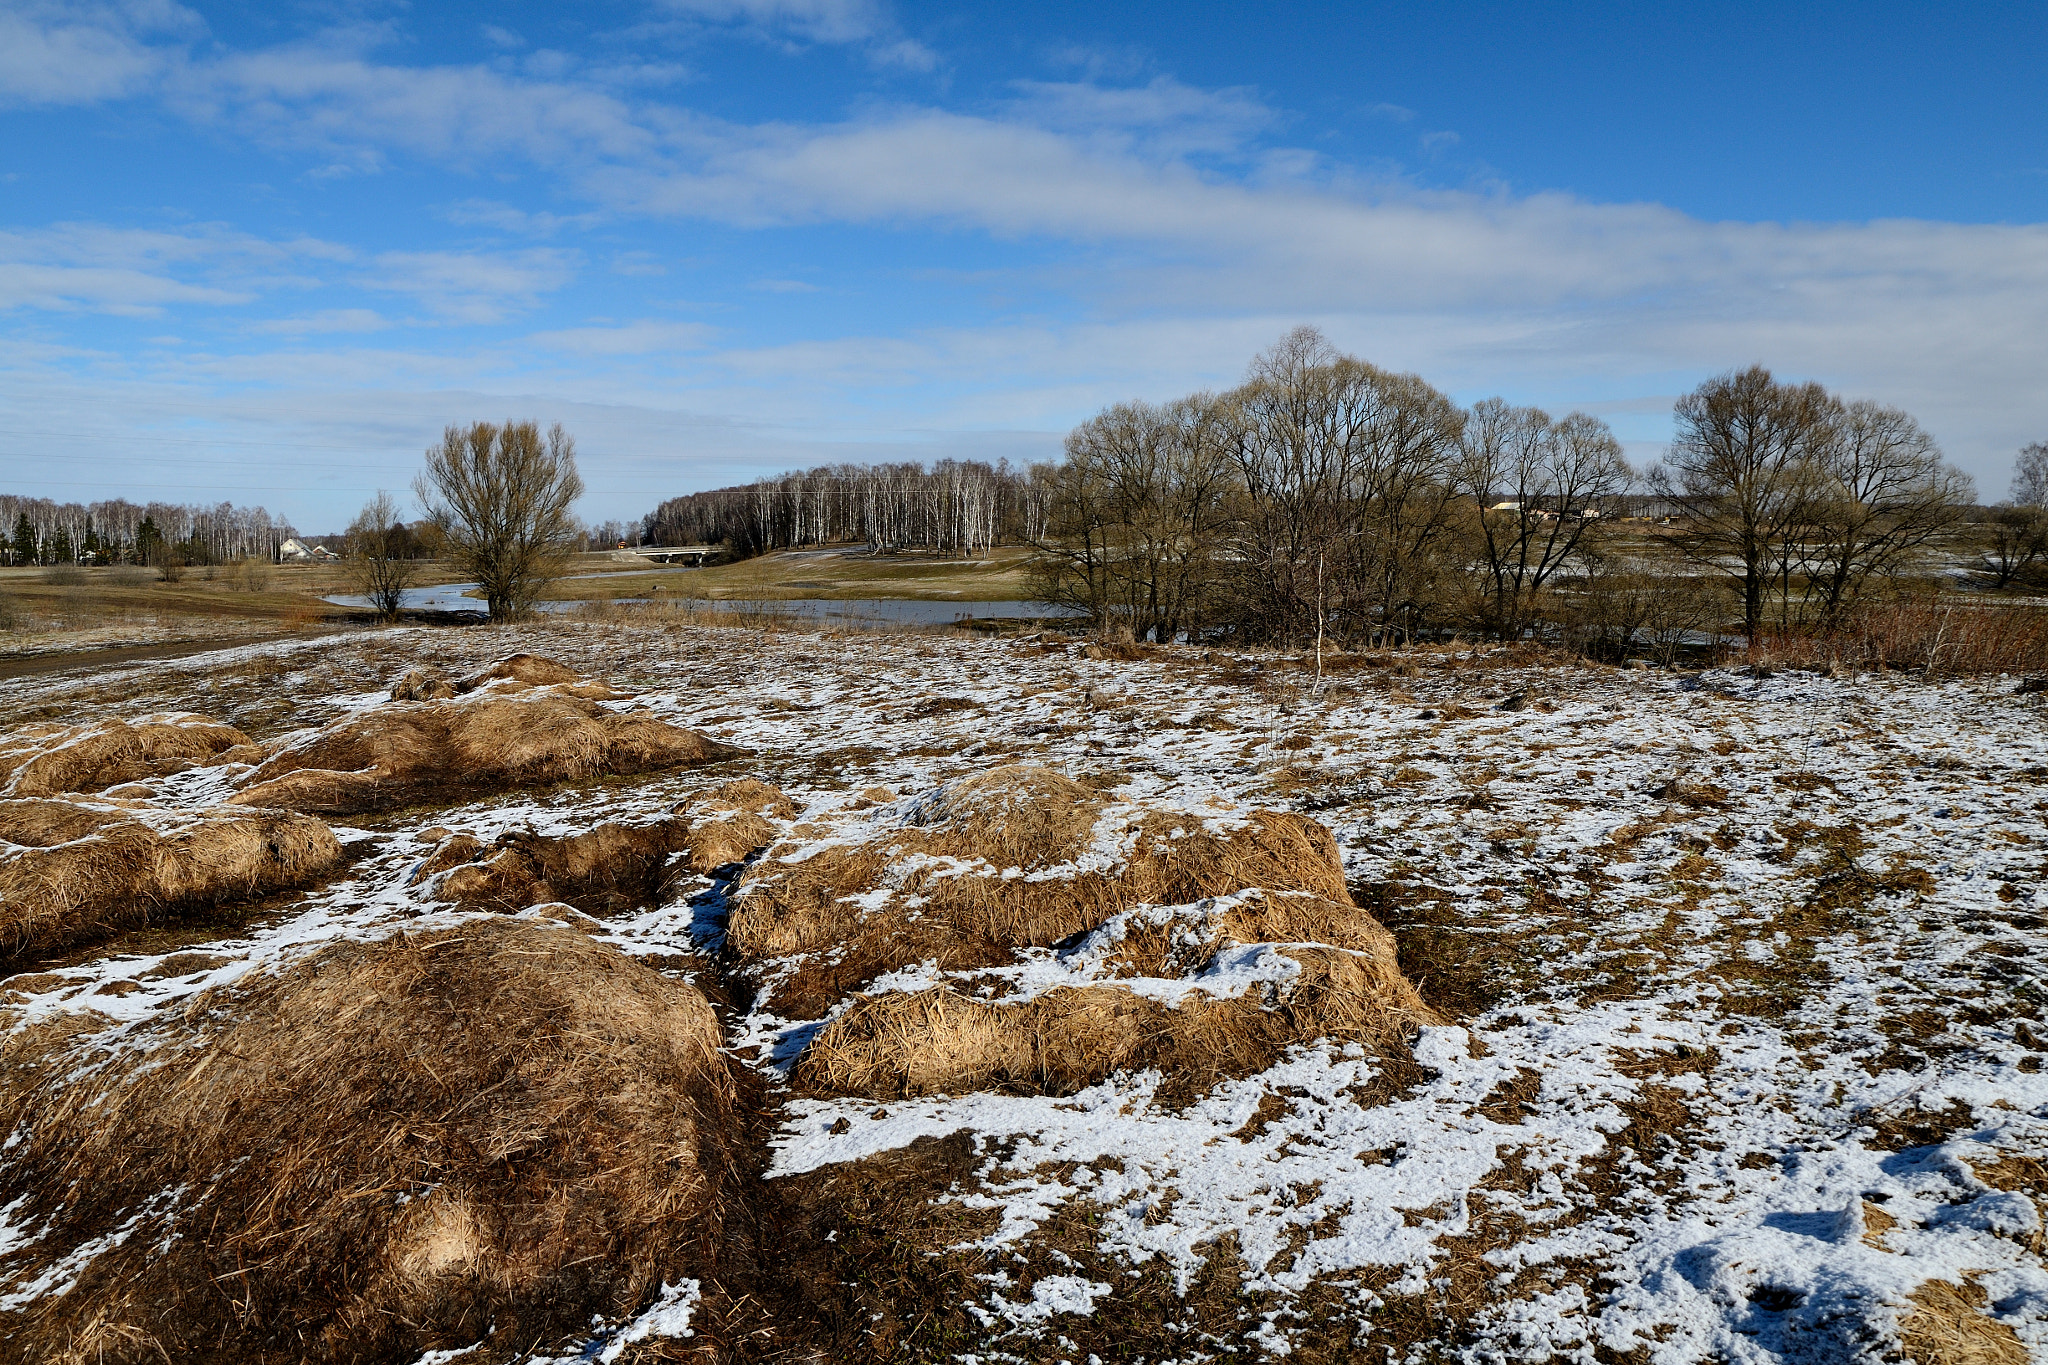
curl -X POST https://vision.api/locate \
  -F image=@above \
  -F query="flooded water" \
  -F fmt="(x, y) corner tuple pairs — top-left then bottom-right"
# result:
(323, 584), (1080, 624)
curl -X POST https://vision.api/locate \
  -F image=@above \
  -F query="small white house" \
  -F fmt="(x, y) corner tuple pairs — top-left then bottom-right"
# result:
(278, 538), (340, 563)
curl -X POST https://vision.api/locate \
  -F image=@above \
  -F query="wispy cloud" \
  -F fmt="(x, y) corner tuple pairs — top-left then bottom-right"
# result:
(0, 222), (338, 315)
(358, 248), (581, 323)
(526, 319), (716, 355)
(0, 0), (197, 107)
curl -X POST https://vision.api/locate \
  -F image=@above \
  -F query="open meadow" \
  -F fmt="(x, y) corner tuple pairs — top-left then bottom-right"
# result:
(0, 616), (2042, 1363)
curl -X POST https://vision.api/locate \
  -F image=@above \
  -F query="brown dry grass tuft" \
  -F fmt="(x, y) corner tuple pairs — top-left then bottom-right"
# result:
(416, 819), (688, 916)
(674, 778), (798, 874)
(390, 667), (456, 701)
(0, 919), (739, 1365)
(727, 765), (1352, 1017)
(457, 651), (583, 691)
(0, 713), (255, 797)
(230, 693), (737, 815)
(795, 941), (1437, 1101)
(0, 798), (342, 960)
(1900, 1279), (2028, 1365)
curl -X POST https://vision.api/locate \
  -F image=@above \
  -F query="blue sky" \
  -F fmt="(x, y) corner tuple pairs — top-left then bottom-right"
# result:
(3, 0), (2045, 531)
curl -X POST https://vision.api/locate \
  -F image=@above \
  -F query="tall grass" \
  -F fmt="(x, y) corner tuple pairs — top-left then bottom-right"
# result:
(1751, 600), (2048, 676)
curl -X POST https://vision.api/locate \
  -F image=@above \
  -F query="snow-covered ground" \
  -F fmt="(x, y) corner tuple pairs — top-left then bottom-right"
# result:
(2, 622), (2044, 1362)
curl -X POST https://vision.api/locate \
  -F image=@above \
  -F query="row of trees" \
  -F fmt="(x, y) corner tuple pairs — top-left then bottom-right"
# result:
(0, 496), (297, 568)
(1029, 329), (2025, 648)
(641, 460), (1050, 556)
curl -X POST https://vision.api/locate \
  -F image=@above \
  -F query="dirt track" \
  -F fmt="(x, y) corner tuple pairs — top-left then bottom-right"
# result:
(0, 636), (300, 681)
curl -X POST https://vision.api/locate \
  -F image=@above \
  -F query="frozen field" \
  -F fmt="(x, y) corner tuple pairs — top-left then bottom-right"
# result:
(2, 621), (2044, 1363)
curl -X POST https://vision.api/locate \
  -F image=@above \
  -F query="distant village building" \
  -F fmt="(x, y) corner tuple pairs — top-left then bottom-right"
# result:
(278, 538), (340, 563)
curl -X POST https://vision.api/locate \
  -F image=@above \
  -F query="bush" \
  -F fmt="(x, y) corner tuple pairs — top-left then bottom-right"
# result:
(1753, 600), (2048, 676)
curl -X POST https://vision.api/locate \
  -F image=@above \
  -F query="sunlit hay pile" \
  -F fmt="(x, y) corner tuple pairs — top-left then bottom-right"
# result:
(794, 889), (1437, 1100)
(393, 653), (628, 703)
(727, 764), (1354, 1019)
(231, 659), (736, 815)
(0, 713), (260, 798)
(0, 797), (341, 959)
(411, 818), (689, 916)
(0, 919), (740, 1365)
(675, 778), (800, 875)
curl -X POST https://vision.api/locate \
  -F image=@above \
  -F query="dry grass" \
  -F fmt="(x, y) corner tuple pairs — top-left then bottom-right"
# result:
(230, 690), (736, 815)
(0, 713), (256, 797)
(0, 919), (739, 1365)
(795, 941), (1436, 1101)
(675, 778), (798, 874)
(1900, 1279), (2029, 1365)
(727, 765), (1353, 1018)
(0, 797), (341, 959)
(414, 819), (688, 916)
(1753, 600), (2048, 677)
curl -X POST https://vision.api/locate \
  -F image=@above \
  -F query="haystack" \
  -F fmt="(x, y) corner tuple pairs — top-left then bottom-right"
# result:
(455, 653), (627, 700)
(0, 713), (258, 797)
(414, 819), (688, 916)
(0, 919), (739, 1364)
(675, 778), (799, 875)
(229, 692), (736, 815)
(0, 797), (342, 959)
(794, 943), (1435, 1099)
(726, 765), (1352, 1016)
(390, 668), (457, 701)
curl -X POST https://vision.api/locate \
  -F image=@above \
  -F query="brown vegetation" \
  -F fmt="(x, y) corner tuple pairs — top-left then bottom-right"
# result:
(414, 818), (688, 916)
(797, 940), (1434, 1101)
(721, 765), (1435, 1107)
(727, 764), (1353, 1017)
(231, 669), (735, 814)
(0, 919), (739, 1365)
(0, 797), (340, 959)
(0, 713), (256, 797)
(674, 778), (798, 875)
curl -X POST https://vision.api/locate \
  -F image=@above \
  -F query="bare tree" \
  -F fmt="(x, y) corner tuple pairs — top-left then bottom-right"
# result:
(1457, 399), (1633, 640)
(415, 422), (585, 620)
(1031, 396), (1236, 641)
(1981, 442), (2048, 589)
(1651, 367), (1839, 642)
(345, 491), (420, 623)
(1790, 402), (1973, 624)
(1225, 327), (1465, 646)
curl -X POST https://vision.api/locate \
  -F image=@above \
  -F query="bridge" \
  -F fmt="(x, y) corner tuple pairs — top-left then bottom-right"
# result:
(628, 545), (719, 567)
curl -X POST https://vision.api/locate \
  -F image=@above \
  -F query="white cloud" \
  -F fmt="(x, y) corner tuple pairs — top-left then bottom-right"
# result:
(440, 198), (603, 236)
(526, 319), (715, 355)
(357, 248), (580, 323)
(654, 0), (890, 45)
(0, 0), (196, 106)
(0, 223), (338, 314)
(247, 308), (387, 335)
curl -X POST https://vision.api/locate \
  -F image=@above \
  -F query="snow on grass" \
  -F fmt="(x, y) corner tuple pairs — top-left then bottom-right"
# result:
(2, 623), (2044, 1359)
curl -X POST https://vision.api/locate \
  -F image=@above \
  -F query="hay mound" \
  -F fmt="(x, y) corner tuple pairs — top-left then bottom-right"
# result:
(390, 668), (457, 701)
(0, 919), (739, 1364)
(0, 713), (257, 797)
(229, 693), (736, 815)
(0, 797), (342, 959)
(414, 819), (688, 916)
(459, 651), (583, 692)
(727, 765), (1351, 1017)
(675, 778), (799, 875)
(794, 941), (1435, 1100)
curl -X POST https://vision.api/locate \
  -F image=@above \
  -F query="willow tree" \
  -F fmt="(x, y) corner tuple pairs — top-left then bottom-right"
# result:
(415, 421), (584, 620)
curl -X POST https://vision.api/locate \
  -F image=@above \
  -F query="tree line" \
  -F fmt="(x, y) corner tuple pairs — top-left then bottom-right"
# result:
(0, 496), (298, 569)
(641, 460), (1050, 556)
(1027, 328), (2045, 651)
